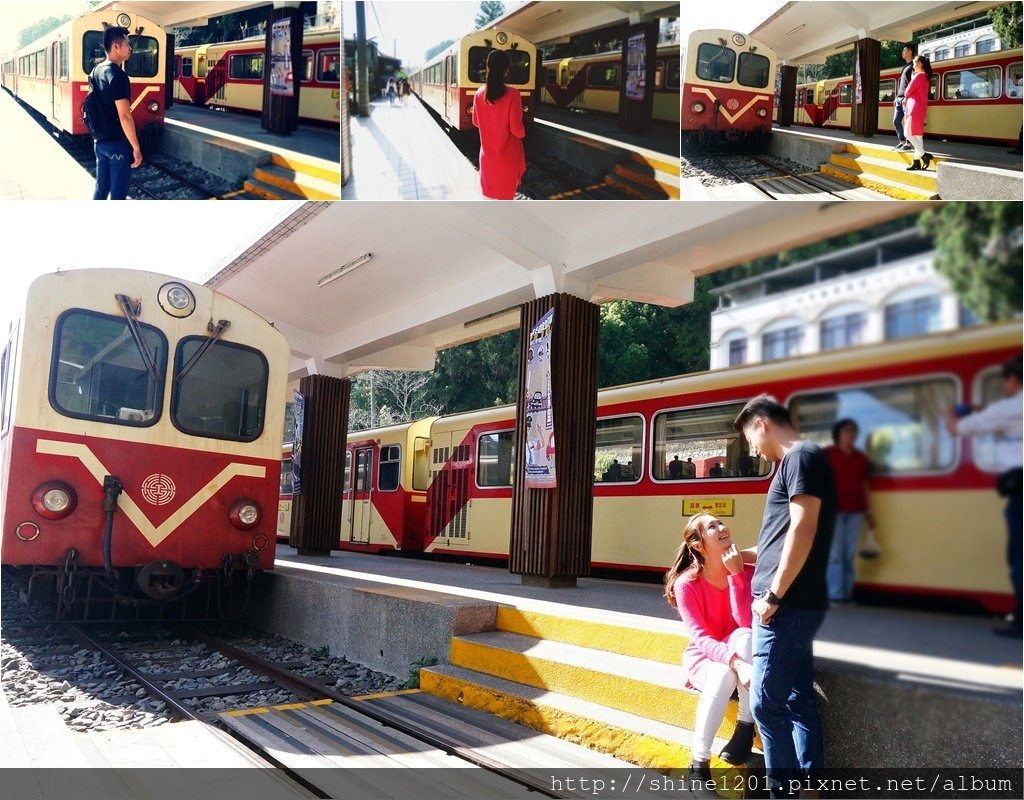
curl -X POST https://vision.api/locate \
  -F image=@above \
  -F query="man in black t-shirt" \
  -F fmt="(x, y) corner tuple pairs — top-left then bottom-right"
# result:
(893, 44), (916, 151)
(91, 26), (143, 200)
(734, 395), (836, 799)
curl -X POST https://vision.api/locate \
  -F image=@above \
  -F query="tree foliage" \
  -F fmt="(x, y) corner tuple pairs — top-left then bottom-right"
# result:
(18, 15), (71, 48)
(474, 1), (506, 30)
(989, 2), (1023, 48)
(423, 38), (456, 62)
(918, 202), (1023, 323)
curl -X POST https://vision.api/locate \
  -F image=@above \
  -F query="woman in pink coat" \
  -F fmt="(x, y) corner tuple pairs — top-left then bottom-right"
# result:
(471, 49), (526, 199)
(903, 55), (934, 171)
(666, 514), (758, 793)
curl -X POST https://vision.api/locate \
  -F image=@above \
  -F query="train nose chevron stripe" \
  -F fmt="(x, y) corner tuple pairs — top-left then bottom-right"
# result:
(36, 439), (266, 547)
(692, 87), (770, 125)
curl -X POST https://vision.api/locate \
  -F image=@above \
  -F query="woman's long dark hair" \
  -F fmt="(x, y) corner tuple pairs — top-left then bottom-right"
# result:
(914, 55), (933, 80)
(485, 49), (510, 103)
(664, 514), (713, 608)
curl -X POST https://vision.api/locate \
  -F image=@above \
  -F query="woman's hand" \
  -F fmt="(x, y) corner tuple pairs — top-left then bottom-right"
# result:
(722, 543), (743, 575)
(731, 657), (753, 689)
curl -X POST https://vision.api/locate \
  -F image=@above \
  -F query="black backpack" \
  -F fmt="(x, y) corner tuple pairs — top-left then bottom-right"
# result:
(82, 68), (116, 140)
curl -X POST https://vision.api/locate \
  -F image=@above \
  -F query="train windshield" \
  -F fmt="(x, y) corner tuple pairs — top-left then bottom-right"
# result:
(737, 52), (771, 89)
(81, 32), (161, 78)
(468, 47), (532, 86)
(171, 338), (268, 442)
(50, 310), (167, 427)
(695, 43), (736, 83)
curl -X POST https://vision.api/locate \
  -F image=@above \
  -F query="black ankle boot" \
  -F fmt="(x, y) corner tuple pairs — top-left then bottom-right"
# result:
(921, 153), (933, 169)
(686, 761), (720, 799)
(906, 159), (922, 171)
(720, 720), (756, 764)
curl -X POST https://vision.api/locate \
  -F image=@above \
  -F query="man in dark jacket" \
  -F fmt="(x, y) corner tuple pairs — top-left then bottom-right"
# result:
(91, 26), (143, 199)
(893, 44), (915, 151)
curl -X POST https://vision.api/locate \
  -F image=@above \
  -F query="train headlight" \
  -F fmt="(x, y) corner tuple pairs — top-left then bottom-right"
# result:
(229, 499), (261, 530)
(732, 34), (747, 47)
(157, 282), (195, 318)
(691, 101), (706, 114)
(147, 101), (160, 113)
(757, 108), (768, 117)
(32, 482), (77, 520)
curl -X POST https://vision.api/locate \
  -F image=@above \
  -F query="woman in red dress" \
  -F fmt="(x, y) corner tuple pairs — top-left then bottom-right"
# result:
(903, 55), (934, 171)
(471, 49), (526, 199)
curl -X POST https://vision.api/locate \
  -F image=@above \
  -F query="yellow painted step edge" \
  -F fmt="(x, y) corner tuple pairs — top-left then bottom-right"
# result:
(819, 164), (936, 201)
(243, 179), (287, 200)
(843, 142), (946, 165)
(271, 153), (341, 184)
(829, 154), (937, 190)
(496, 607), (687, 665)
(252, 167), (338, 200)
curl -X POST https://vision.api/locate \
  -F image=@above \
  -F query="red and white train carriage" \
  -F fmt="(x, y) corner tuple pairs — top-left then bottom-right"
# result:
(278, 322), (1020, 614)
(681, 29), (777, 147)
(1, 269), (289, 620)
(1, 8), (166, 145)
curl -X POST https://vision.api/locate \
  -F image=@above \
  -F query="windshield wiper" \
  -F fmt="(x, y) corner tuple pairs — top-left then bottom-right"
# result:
(176, 319), (231, 382)
(114, 294), (161, 382)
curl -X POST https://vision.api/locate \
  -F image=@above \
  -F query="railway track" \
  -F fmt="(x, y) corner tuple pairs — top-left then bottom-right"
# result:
(681, 150), (853, 200)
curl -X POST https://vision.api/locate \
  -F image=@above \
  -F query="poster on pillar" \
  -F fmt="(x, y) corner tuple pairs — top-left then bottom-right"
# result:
(524, 309), (556, 489)
(292, 390), (304, 495)
(625, 30), (646, 102)
(270, 19), (294, 96)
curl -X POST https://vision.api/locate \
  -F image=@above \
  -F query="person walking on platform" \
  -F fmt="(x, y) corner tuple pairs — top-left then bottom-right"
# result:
(903, 55), (934, 171)
(90, 26), (143, 200)
(824, 418), (873, 604)
(471, 49), (526, 200)
(386, 78), (397, 106)
(945, 355), (1023, 638)
(892, 44), (915, 151)
(733, 395), (836, 800)
(665, 514), (757, 798)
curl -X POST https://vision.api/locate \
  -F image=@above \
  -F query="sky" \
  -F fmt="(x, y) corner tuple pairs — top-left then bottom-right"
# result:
(680, 2), (789, 40)
(0, 202), (303, 334)
(0, 0), (89, 57)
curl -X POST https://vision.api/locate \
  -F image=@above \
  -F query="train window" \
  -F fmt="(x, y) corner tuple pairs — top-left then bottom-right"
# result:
(928, 75), (938, 101)
(229, 54), (264, 81)
(477, 431), (515, 488)
(81, 32), (160, 78)
(970, 367), (1009, 473)
(838, 83), (852, 104)
(302, 52), (314, 82)
(696, 43), (735, 83)
(587, 64), (619, 89)
(171, 339), (268, 442)
(791, 378), (957, 474)
(884, 295), (941, 340)
(468, 48), (487, 83)
(595, 415), (643, 483)
(652, 403), (770, 482)
(379, 444), (401, 492)
(666, 59), (680, 91)
(878, 79), (895, 103)
(318, 50), (340, 83)
(452, 54), (460, 85)
(545, 67), (557, 85)
(280, 458), (294, 495)
(737, 52), (771, 89)
(50, 310), (167, 427)
(1007, 63), (1022, 97)
(344, 450), (352, 490)
(943, 66), (1001, 100)
(507, 50), (530, 86)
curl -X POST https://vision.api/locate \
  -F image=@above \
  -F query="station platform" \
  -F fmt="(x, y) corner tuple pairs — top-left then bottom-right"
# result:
(770, 124), (1023, 201)
(252, 548), (1023, 773)
(342, 97), (482, 200)
(535, 106), (678, 160)
(0, 89), (94, 200)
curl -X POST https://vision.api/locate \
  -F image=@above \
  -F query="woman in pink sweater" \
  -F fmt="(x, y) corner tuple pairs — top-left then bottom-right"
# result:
(665, 514), (757, 787)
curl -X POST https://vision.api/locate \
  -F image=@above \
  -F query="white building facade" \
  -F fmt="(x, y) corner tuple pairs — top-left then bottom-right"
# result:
(918, 17), (1002, 62)
(709, 229), (963, 371)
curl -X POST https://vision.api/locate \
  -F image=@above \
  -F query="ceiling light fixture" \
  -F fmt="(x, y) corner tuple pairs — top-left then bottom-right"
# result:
(317, 253), (373, 287)
(785, 23), (806, 36)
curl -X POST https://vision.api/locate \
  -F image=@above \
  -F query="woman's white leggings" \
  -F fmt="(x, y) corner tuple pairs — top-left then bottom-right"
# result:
(688, 628), (753, 762)
(907, 134), (926, 159)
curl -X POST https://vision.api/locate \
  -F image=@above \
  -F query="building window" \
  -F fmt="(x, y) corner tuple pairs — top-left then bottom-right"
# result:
(762, 326), (804, 361)
(728, 338), (747, 366)
(884, 296), (941, 340)
(820, 312), (866, 350)
(976, 38), (997, 55)
(954, 43), (970, 58)
(934, 48), (950, 62)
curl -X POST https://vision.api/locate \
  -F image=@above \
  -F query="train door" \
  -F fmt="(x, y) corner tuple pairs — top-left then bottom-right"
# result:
(444, 54), (454, 122)
(428, 432), (471, 547)
(347, 446), (373, 544)
(50, 41), (61, 124)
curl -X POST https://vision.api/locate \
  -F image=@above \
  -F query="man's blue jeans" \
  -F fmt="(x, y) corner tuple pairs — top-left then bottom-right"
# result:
(751, 604), (827, 798)
(93, 139), (133, 200)
(893, 101), (907, 143)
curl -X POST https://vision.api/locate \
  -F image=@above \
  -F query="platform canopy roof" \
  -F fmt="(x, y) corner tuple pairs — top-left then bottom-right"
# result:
(91, 1), (288, 29)
(751, 1), (1003, 64)
(205, 202), (925, 382)
(486, 1), (679, 45)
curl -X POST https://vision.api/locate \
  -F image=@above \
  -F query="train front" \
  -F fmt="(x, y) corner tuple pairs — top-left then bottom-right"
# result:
(682, 30), (776, 148)
(73, 9), (166, 143)
(0, 270), (288, 621)
(460, 30), (537, 131)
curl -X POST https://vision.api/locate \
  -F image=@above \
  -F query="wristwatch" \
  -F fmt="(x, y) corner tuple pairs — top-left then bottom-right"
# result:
(761, 589), (783, 606)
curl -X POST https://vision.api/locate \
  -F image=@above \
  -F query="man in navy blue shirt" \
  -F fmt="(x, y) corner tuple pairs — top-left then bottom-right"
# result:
(90, 26), (143, 199)
(734, 394), (836, 799)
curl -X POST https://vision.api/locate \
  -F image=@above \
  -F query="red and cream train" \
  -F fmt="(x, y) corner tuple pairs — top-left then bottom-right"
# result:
(1, 270), (289, 620)
(279, 322), (1021, 615)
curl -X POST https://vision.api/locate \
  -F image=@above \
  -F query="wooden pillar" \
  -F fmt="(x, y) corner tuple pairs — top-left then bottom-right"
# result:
(290, 375), (350, 556)
(618, 22), (657, 134)
(851, 38), (881, 138)
(777, 64), (797, 127)
(340, 4), (352, 185)
(510, 294), (600, 587)
(165, 33), (175, 109)
(262, 5), (303, 135)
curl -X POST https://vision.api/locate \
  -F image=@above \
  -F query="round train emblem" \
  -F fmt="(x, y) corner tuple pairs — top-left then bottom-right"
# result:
(726, 98), (740, 111)
(141, 474), (176, 506)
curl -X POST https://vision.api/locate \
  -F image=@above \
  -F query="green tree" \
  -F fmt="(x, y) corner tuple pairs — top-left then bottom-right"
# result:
(423, 38), (456, 62)
(18, 15), (71, 48)
(989, 2), (1023, 48)
(918, 202), (1023, 323)
(474, 1), (506, 30)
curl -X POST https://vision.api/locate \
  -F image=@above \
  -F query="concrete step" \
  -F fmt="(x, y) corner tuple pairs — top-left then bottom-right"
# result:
(819, 162), (938, 200)
(829, 151), (939, 191)
(270, 152), (341, 186)
(842, 140), (948, 167)
(420, 662), (756, 774)
(607, 159), (679, 200)
(253, 161), (340, 200)
(243, 175), (308, 201)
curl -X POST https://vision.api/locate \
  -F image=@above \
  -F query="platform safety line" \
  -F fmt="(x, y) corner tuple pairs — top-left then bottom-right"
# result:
(352, 688), (423, 701)
(223, 698), (334, 716)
